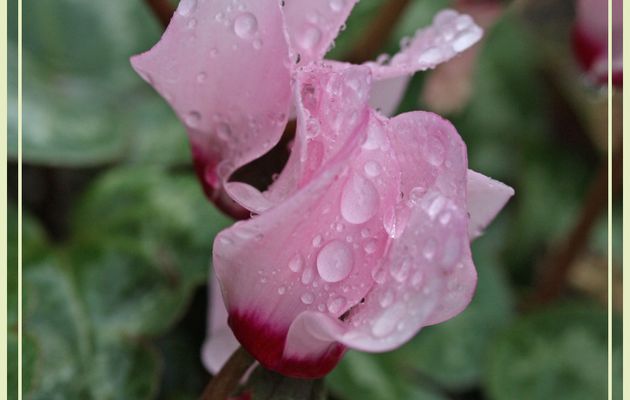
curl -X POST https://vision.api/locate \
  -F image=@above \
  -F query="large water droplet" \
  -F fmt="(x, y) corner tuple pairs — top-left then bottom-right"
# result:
(317, 240), (354, 283)
(301, 292), (315, 305)
(289, 254), (304, 273)
(177, 0), (197, 16)
(340, 174), (380, 224)
(233, 13), (258, 39)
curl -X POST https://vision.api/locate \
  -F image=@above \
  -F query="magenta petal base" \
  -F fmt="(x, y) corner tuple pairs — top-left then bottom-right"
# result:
(228, 310), (346, 378)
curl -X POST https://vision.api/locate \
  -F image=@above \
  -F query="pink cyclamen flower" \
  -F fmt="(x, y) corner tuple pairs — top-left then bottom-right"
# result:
(572, 0), (622, 87)
(132, 0), (513, 378)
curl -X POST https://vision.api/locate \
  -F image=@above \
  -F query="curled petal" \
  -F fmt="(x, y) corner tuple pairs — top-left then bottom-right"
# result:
(131, 0), (292, 215)
(214, 65), (490, 377)
(367, 9), (483, 80)
(467, 169), (514, 240)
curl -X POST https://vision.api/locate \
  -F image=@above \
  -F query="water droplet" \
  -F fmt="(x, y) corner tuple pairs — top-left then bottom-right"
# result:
(209, 48), (219, 57)
(329, 0), (344, 12)
(216, 122), (232, 141)
(218, 236), (233, 245)
(327, 296), (346, 314)
(376, 53), (390, 65)
(340, 174), (379, 224)
(363, 240), (377, 254)
(371, 303), (405, 337)
(425, 135), (445, 166)
(187, 18), (197, 29)
(390, 259), (411, 282)
(196, 72), (207, 83)
(317, 240), (354, 283)
(301, 292), (315, 305)
(185, 111), (201, 127)
(177, 0), (197, 16)
(299, 26), (322, 50)
(408, 186), (427, 206)
(379, 289), (394, 308)
(252, 38), (263, 50)
(363, 160), (382, 178)
(289, 254), (304, 272)
(233, 13), (258, 39)
(439, 211), (451, 225)
(317, 303), (326, 312)
(452, 28), (481, 52)
(455, 14), (473, 31)
(301, 268), (314, 284)
(371, 265), (387, 284)
(441, 235), (461, 267)
(334, 223), (344, 232)
(417, 47), (443, 65)
(411, 271), (424, 288)
(426, 195), (446, 219)
(312, 235), (323, 247)
(423, 238), (437, 260)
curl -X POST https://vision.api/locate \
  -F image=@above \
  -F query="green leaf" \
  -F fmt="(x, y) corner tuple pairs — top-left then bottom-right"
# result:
(11, 0), (190, 166)
(21, 167), (232, 399)
(242, 367), (327, 400)
(486, 303), (621, 400)
(328, 351), (447, 400)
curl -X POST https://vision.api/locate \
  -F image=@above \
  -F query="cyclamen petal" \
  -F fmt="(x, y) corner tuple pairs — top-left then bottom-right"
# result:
(131, 0), (292, 215)
(213, 64), (510, 377)
(283, 0), (359, 65)
(467, 169), (514, 240)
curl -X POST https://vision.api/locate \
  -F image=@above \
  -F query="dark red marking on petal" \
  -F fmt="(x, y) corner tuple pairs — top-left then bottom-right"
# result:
(572, 24), (604, 74)
(228, 310), (346, 378)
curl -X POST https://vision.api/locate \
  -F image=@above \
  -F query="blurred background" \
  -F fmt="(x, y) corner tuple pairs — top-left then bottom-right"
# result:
(7, 0), (622, 399)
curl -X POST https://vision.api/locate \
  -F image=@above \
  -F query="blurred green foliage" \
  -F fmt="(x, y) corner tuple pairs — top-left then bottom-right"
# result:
(8, 0), (620, 399)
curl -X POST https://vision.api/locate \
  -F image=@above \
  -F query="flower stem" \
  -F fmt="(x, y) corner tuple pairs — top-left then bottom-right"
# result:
(200, 346), (255, 400)
(144, 0), (175, 29)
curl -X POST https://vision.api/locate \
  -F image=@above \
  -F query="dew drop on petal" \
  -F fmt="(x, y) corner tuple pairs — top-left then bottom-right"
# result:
(363, 160), (382, 178)
(317, 240), (354, 283)
(327, 296), (346, 314)
(411, 271), (424, 288)
(423, 237), (437, 260)
(185, 111), (201, 127)
(289, 254), (304, 273)
(177, 0), (197, 16)
(340, 174), (379, 224)
(196, 72), (207, 83)
(252, 38), (263, 50)
(371, 303), (405, 337)
(329, 0), (344, 12)
(277, 286), (287, 295)
(301, 268), (314, 284)
(299, 26), (322, 50)
(379, 289), (394, 308)
(301, 292), (315, 305)
(452, 28), (482, 52)
(233, 13), (258, 39)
